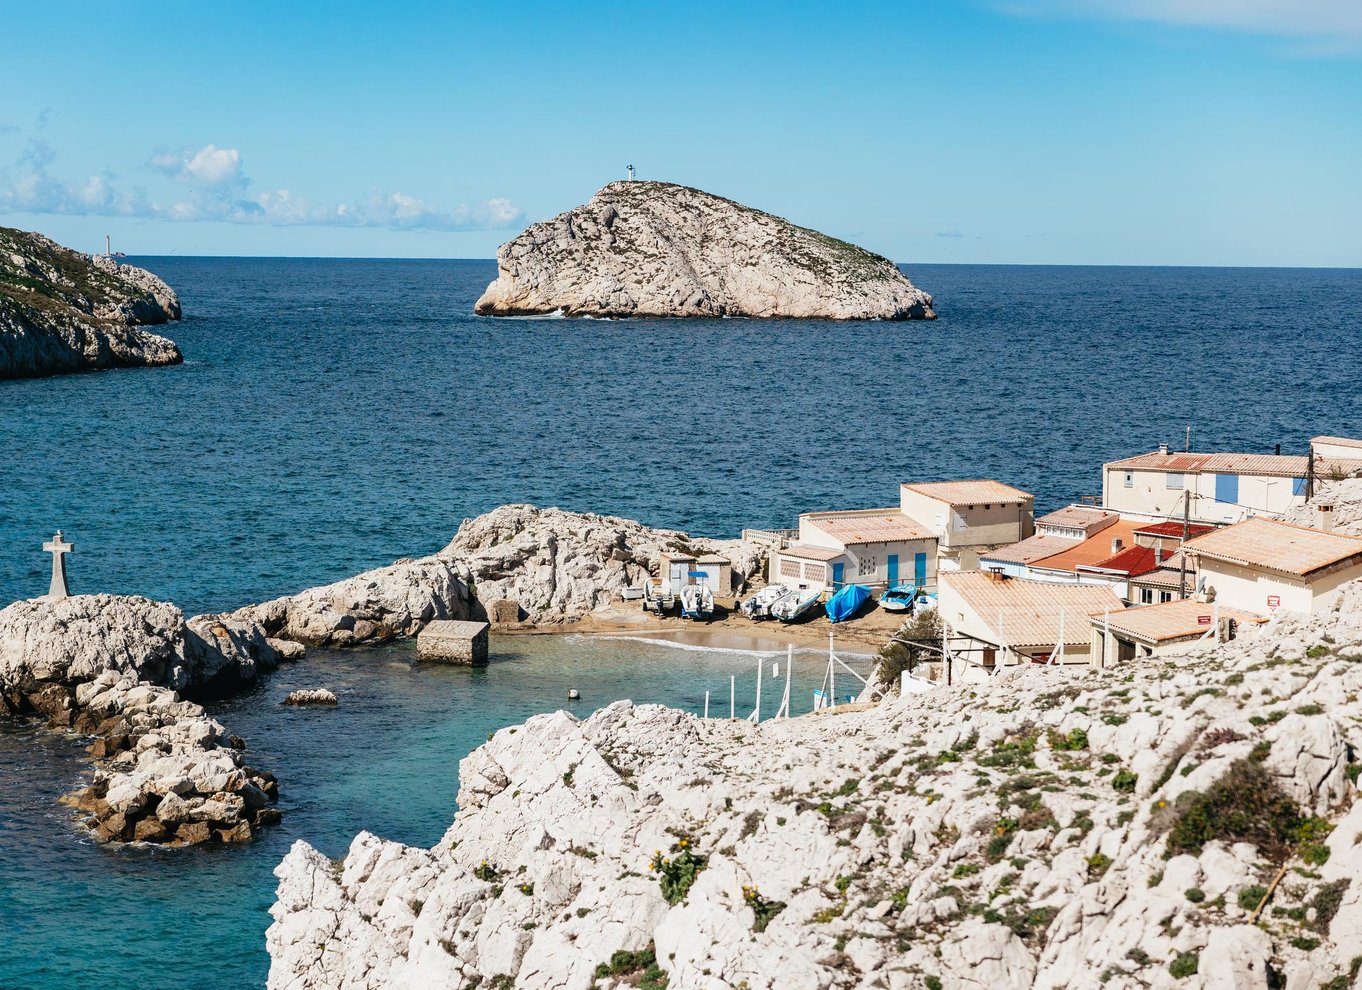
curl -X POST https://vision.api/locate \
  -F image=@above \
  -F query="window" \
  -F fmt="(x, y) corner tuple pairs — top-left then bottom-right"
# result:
(779, 558), (801, 579)
(1123, 472), (1133, 489)
(1159, 591), (1174, 603)
(1139, 588), (1154, 604)
(1166, 472), (1184, 490)
(1293, 477), (1307, 496)
(858, 555), (877, 576)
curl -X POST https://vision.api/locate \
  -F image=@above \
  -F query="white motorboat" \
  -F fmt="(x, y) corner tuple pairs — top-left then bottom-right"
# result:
(641, 578), (676, 615)
(739, 585), (787, 620)
(771, 586), (822, 623)
(679, 583), (715, 621)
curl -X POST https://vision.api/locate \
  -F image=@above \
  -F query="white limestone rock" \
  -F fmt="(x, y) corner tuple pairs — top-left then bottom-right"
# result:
(267, 579), (1362, 990)
(284, 688), (338, 707)
(475, 181), (935, 321)
(0, 225), (182, 378)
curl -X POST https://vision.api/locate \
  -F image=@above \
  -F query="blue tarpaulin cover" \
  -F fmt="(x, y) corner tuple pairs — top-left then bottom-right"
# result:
(825, 584), (871, 623)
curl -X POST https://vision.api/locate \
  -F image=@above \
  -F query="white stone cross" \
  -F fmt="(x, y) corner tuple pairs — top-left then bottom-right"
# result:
(43, 530), (74, 601)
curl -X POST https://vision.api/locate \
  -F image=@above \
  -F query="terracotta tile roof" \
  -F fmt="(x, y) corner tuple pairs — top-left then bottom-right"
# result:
(980, 533), (1079, 566)
(1076, 544), (1164, 577)
(899, 480), (1033, 506)
(1132, 521), (1217, 541)
(803, 510), (934, 545)
(1027, 521), (1142, 575)
(1131, 566), (1189, 590)
(1089, 599), (1266, 644)
(696, 554), (731, 564)
(778, 544), (844, 562)
(1106, 449), (1362, 480)
(1036, 507), (1118, 533)
(1182, 517), (1362, 577)
(942, 572), (1124, 648)
(1313, 435), (1362, 450)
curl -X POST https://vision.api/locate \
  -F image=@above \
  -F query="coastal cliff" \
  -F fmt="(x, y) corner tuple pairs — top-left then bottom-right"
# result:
(267, 586), (1362, 990)
(474, 181), (935, 320)
(0, 226), (183, 379)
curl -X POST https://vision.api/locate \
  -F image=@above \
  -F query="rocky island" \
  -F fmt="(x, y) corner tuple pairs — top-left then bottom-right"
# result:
(474, 181), (935, 320)
(0, 225), (183, 379)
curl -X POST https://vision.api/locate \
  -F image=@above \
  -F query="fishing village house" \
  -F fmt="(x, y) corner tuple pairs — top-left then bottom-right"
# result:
(769, 509), (938, 593)
(1180, 517), (1362, 616)
(1100, 443), (1362, 525)
(978, 506), (1119, 578)
(898, 480), (1035, 570)
(937, 570), (1124, 677)
(656, 550), (734, 596)
(1088, 598), (1266, 664)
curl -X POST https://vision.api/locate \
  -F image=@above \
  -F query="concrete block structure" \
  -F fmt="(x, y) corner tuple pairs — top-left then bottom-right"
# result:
(417, 620), (490, 665)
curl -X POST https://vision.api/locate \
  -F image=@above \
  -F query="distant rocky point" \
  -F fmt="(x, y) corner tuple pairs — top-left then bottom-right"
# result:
(475, 181), (935, 320)
(0, 225), (183, 379)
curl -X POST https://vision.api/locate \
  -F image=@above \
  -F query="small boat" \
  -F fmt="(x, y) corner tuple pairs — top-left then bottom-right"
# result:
(825, 584), (871, 623)
(878, 584), (919, 613)
(679, 583), (715, 621)
(771, 586), (822, 623)
(641, 578), (676, 616)
(911, 591), (938, 616)
(739, 585), (788, 620)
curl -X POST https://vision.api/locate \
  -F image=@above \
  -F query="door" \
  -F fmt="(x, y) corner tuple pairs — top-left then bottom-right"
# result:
(887, 554), (899, 587)
(1215, 474), (1239, 504)
(914, 552), (927, 588)
(831, 562), (844, 588)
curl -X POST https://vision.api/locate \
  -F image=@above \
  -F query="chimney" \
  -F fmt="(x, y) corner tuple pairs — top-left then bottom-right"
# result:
(1158, 442), (1169, 456)
(1111, 537), (1124, 554)
(1319, 504), (1335, 532)
(1154, 540), (1165, 564)
(1275, 443), (1282, 456)
(985, 568), (1008, 583)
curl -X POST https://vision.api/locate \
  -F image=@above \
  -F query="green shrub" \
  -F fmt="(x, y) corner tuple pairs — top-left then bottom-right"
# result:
(1112, 769), (1138, 793)
(593, 944), (667, 989)
(1087, 852), (1113, 879)
(1049, 728), (1089, 751)
(876, 608), (943, 687)
(473, 861), (500, 882)
(1238, 885), (1267, 911)
(742, 884), (786, 933)
(1169, 952), (1199, 979)
(953, 862), (981, 878)
(1165, 760), (1301, 862)
(1306, 645), (1330, 659)
(925, 977), (943, 990)
(1296, 816), (1334, 865)
(1184, 887), (1205, 903)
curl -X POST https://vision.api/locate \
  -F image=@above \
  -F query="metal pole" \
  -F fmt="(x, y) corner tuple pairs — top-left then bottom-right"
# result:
(754, 655), (763, 723)
(730, 675), (735, 719)
(1179, 490), (1191, 600)
(1102, 608), (1110, 669)
(828, 631), (835, 709)
(704, 690), (709, 719)
(944, 617), (952, 686)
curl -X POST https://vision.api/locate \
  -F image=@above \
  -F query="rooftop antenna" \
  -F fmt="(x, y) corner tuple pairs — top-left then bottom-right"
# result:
(627, 164), (635, 181)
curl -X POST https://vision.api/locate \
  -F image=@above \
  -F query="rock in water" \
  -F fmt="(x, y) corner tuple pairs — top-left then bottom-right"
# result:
(474, 181), (935, 320)
(283, 688), (338, 707)
(0, 225), (183, 379)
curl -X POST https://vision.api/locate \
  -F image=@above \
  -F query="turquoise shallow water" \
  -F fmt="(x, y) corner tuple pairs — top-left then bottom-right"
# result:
(0, 632), (866, 990)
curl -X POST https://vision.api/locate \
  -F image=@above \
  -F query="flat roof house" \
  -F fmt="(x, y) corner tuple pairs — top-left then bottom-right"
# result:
(938, 570), (1124, 674)
(1181, 517), (1362, 616)
(1312, 435), (1362, 460)
(771, 509), (938, 593)
(1101, 445), (1362, 525)
(900, 480), (1035, 569)
(1089, 598), (1265, 664)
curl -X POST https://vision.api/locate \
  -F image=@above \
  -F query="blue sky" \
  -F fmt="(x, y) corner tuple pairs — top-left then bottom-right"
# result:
(2, 0), (1359, 264)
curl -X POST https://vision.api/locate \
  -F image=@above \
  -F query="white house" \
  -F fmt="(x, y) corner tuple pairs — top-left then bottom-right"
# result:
(770, 509), (938, 593)
(979, 506), (1117, 577)
(1101, 445), (1362, 524)
(1181, 517), (1362, 616)
(900, 480), (1035, 569)
(938, 570), (1124, 670)
(1088, 598), (1265, 664)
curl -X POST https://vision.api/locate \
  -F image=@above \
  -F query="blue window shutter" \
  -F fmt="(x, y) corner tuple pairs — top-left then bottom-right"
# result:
(1293, 477), (1307, 496)
(1215, 474), (1239, 504)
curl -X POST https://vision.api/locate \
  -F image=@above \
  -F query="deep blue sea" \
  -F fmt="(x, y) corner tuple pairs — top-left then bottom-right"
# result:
(1, 260), (1361, 989)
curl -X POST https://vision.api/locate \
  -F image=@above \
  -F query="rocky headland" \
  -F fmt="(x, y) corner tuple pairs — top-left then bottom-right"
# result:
(231, 504), (763, 648)
(0, 225), (183, 379)
(0, 594), (281, 845)
(474, 181), (935, 320)
(267, 584), (1362, 990)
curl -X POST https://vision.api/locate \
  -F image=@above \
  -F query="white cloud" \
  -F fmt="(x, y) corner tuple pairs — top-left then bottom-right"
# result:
(0, 140), (523, 232)
(999, 0), (1362, 50)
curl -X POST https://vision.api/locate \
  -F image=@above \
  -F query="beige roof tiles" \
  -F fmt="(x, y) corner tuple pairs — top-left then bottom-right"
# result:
(1182, 517), (1362, 577)
(1091, 598), (1265, 644)
(942, 572), (1123, 648)
(900, 480), (1033, 506)
(803, 510), (934, 545)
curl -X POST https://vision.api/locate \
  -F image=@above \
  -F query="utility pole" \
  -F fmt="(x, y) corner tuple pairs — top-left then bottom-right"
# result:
(1178, 489), (1191, 600)
(1307, 441), (1316, 501)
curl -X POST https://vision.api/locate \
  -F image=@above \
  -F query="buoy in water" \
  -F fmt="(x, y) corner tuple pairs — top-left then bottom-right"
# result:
(567, 688), (580, 700)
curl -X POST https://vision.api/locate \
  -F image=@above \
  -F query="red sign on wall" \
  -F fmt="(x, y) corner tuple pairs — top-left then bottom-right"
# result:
(1267, 595), (1281, 609)
(1197, 615), (1212, 626)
